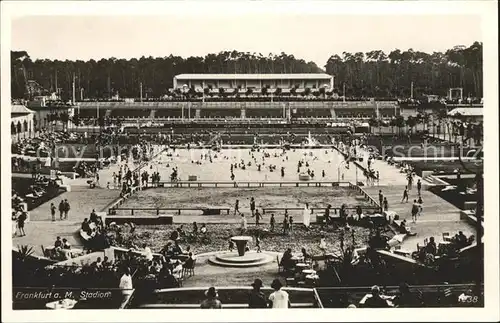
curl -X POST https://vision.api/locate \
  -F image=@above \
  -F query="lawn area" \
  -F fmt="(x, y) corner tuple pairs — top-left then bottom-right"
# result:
(120, 187), (371, 211)
(117, 223), (374, 256)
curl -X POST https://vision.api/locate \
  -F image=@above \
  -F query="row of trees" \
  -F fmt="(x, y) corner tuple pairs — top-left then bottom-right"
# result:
(325, 42), (482, 99)
(368, 112), (482, 144)
(12, 42), (482, 101)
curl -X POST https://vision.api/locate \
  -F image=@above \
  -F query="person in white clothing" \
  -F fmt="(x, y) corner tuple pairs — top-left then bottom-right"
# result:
(240, 213), (248, 232)
(119, 267), (133, 295)
(319, 235), (327, 255)
(268, 279), (290, 308)
(302, 203), (311, 229)
(144, 244), (154, 261)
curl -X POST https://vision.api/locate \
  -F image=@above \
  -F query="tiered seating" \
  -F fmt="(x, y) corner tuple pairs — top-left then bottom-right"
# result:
(246, 109), (283, 118)
(199, 109), (241, 118)
(109, 109), (151, 119)
(293, 108), (332, 118)
(155, 109), (183, 119)
(78, 108), (98, 118)
(335, 108), (376, 118)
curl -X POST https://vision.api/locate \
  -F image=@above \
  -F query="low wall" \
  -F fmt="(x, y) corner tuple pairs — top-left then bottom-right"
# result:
(52, 250), (106, 267)
(105, 215), (174, 225)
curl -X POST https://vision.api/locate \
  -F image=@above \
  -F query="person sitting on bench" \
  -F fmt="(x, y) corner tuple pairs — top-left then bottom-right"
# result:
(399, 220), (417, 236)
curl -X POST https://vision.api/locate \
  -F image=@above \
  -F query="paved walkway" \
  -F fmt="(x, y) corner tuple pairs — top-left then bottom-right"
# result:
(363, 185), (475, 251)
(13, 184), (120, 256)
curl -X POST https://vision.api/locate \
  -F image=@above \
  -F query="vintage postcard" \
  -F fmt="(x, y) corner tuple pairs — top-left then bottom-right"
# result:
(1, 1), (498, 322)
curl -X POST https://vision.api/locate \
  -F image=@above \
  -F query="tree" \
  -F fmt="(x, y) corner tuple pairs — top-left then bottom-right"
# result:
(11, 42), (483, 100)
(395, 115), (405, 135)
(406, 116), (417, 134)
(72, 113), (80, 126)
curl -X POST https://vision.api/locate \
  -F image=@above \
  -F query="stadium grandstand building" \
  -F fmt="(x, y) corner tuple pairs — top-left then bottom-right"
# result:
(75, 74), (401, 121)
(173, 73), (334, 91)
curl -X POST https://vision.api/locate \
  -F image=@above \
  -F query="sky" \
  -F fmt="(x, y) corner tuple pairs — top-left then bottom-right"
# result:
(11, 15), (482, 68)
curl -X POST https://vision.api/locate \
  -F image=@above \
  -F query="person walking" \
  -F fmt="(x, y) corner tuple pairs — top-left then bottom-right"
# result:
(417, 196), (423, 217)
(289, 217), (294, 234)
(401, 186), (409, 203)
(417, 179), (422, 196)
(17, 211), (27, 236)
(411, 200), (419, 223)
(250, 197), (256, 217)
(234, 199), (240, 215)
(255, 209), (263, 226)
(240, 214), (248, 233)
(58, 200), (65, 220)
(255, 233), (262, 253)
(282, 216), (289, 235)
(378, 190), (384, 212)
(64, 199), (70, 220)
(50, 203), (56, 221)
(270, 214), (276, 232)
(383, 197), (389, 212)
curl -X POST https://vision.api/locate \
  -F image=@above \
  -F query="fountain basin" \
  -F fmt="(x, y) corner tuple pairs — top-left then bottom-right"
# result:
(208, 251), (274, 268)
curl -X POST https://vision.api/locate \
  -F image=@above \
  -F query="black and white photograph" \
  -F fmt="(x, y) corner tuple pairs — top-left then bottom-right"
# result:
(1, 1), (498, 322)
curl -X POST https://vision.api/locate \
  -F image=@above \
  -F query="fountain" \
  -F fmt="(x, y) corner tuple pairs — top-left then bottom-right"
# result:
(208, 236), (274, 268)
(306, 131), (319, 147)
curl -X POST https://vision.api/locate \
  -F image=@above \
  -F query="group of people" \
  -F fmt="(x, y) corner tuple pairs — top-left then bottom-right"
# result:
(200, 278), (292, 309)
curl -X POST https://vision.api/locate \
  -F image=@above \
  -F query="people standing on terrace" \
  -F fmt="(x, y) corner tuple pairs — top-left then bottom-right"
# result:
(248, 279), (267, 308)
(269, 279), (290, 309)
(200, 287), (222, 309)
(364, 285), (390, 308)
(119, 267), (133, 294)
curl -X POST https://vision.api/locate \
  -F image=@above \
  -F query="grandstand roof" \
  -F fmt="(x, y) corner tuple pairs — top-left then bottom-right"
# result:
(448, 107), (483, 117)
(11, 104), (33, 115)
(174, 73), (332, 80)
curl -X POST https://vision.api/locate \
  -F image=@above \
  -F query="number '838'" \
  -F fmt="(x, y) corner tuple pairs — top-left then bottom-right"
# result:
(459, 296), (479, 303)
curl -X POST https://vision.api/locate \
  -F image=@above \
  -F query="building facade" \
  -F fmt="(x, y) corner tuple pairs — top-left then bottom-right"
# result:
(173, 73), (334, 91)
(11, 104), (35, 142)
